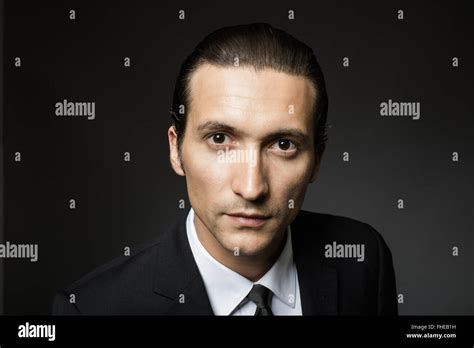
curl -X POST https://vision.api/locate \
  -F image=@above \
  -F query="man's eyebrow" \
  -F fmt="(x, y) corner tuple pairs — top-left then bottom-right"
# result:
(196, 121), (309, 143)
(197, 121), (239, 135)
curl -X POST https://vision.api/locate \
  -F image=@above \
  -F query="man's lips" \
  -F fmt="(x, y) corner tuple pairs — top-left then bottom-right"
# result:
(226, 212), (270, 227)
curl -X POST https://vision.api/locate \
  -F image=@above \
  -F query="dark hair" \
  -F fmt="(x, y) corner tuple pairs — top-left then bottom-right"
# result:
(170, 22), (328, 154)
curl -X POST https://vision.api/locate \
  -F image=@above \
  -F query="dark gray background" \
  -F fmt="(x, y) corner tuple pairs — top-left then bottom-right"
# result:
(2, 0), (473, 315)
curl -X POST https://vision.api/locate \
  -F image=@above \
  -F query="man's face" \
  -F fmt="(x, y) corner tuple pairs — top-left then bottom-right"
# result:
(168, 63), (323, 256)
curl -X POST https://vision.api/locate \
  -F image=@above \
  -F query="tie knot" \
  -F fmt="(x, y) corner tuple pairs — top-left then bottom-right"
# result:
(247, 284), (272, 309)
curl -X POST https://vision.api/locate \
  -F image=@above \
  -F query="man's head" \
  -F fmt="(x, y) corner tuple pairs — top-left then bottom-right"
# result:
(168, 23), (328, 258)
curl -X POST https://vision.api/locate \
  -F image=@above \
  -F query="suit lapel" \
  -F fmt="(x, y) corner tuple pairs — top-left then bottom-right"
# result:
(292, 211), (338, 315)
(152, 210), (214, 315)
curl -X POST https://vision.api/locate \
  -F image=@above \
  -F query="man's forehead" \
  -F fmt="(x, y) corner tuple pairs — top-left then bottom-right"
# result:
(188, 63), (316, 115)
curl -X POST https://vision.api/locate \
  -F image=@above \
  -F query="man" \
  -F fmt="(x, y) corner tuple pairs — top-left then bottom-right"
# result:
(52, 23), (398, 316)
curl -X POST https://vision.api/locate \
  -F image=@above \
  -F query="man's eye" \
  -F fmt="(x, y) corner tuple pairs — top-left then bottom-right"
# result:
(273, 139), (297, 151)
(208, 133), (230, 145)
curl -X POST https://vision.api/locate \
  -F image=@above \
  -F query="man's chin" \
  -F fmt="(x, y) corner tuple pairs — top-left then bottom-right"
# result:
(225, 246), (268, 257)
(219, 236), (273, 257)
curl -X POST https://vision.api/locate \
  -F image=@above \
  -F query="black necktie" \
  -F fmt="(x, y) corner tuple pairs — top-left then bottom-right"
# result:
(246, 284), (273, 316)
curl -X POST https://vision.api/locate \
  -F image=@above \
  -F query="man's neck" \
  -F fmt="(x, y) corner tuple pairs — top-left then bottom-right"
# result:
(193, 214), (287, 282)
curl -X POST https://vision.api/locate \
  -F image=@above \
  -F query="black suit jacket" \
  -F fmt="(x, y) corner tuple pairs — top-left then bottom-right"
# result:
(52, 209), (398, 315)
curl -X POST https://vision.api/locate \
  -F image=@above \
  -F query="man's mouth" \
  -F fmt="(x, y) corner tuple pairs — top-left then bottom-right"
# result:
(226, 212), (270, 227)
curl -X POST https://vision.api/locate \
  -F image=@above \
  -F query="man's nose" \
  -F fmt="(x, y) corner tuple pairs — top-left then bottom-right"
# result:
(231, 152), (269, 201)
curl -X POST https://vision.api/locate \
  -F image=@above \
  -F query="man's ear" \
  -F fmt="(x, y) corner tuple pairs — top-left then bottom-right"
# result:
(168, 125), (185, 176)
(309, 143), (325, 183)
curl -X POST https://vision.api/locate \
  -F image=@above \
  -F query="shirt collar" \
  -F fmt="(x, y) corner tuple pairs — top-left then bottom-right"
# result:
(186, 207), (297, 315)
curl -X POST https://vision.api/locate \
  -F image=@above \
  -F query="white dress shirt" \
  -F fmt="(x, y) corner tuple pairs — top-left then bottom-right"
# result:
(186, 207), (302, 315)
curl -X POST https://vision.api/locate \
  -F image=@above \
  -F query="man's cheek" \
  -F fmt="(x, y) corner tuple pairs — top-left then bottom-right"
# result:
(186, 154), (220, 180)
(275, 172), (307, 195)
(196, 152), (232, 177)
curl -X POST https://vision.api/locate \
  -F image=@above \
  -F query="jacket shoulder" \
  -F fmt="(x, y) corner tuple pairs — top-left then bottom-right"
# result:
(294, 210), (398, 315)
(52, 236), (164, 315)
(294, 209), (389, 250)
